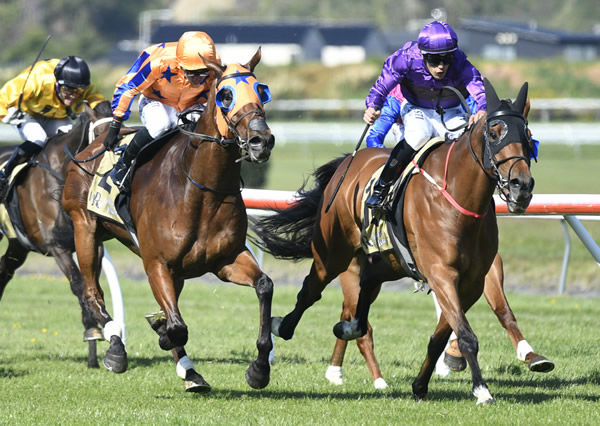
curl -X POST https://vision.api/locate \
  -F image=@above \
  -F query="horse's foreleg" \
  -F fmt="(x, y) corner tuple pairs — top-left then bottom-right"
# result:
(50, 247), (102, 368)
(412, 314), (453, 401)
(0, 240), (28, 300)
(333, 264), (378, 341)
(145, 261), (187, 349)
(72, 213), (126, 373)
(430, 276), (493, 405)
(484, 254), (554, 372)
(217, 249), (273, 389)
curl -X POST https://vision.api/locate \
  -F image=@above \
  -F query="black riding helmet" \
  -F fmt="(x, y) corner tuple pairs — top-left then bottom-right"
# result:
(54, 56), (90, 88)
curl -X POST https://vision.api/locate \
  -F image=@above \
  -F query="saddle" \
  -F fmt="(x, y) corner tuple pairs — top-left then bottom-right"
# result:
(87, 127), (179, 237)
(0, 161), (41, 252)
(360, 137), (446, 282)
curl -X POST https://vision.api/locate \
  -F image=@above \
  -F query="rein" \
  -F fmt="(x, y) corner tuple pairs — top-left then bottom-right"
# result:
(63, 117), (113, 176)
(411, 139), (488, 219)
(413, 107), (530, 218)
(175, 71), (264, 196)
(436, 85), (472, 133)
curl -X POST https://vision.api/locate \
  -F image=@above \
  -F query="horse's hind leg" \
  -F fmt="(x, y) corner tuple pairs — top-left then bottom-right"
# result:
(0, 240), (28, 300)
(273, 262), (332, 341)
(50, 247), (102, 368)
(328, 267), (387, 389)
(484, 253), (554, 372)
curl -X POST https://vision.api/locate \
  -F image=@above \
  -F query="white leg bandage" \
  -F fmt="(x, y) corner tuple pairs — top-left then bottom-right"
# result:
(176, 356), (195, 379)
(517, 340), (534, 361)
(103, 320), (122, 341)
(325, 365), (343, 385)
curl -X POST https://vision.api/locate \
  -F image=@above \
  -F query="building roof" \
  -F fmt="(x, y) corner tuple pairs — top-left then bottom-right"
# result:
(152, 23), (318, 45)
(460, 18), (600, 45)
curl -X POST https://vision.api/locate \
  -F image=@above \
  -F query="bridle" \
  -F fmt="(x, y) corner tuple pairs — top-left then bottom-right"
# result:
(177, 69), (269, 195)
(468, 108), (532, 202)
(177, 70), (266, 163)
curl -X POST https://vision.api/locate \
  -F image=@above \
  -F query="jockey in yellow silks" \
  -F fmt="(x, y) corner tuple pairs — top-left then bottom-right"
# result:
(104, 31), (221, 193)
(0, 56), (104, 200)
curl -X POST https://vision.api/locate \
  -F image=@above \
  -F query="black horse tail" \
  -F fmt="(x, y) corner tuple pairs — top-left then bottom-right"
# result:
(250, 154), (347, 260)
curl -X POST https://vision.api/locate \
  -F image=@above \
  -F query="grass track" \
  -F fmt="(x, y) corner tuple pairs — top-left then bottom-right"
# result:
(1, 275), (599, 424)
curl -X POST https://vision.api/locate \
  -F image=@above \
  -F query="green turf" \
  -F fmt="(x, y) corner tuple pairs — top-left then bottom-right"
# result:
(0, 275), (599, 424)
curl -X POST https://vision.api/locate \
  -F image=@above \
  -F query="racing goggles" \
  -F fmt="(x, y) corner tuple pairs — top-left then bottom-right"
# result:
(423, 53), (454, 66)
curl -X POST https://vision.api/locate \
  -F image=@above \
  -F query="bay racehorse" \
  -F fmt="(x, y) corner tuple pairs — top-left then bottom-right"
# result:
(0, 100), (112, 368)
(252, 78), (535, 404)
(62, 49), (275, 391)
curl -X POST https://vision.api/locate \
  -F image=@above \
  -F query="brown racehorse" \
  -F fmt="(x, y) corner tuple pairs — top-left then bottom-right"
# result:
(62, 49), (275, 391)
(323, 252), (553, 389)
(252, 78), (535, 404)
(0, 101), (112, 368)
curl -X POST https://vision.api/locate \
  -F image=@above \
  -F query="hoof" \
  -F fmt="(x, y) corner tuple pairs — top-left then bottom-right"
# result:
(271, 317), (283, 338)
(412, 381), (428, 401)
(145, 311), (167, 334)
(184, 369), (211, 393)
(474, 385), (495, 406)
(526, 354), (555, 373)
(333, 319), (363, 341)
(245, 360), (270, 389)
(83, 327), (104, 341)
(103, 336), (128, 374)
(477, 398), (496, 406)
(444, 351), (467, 372)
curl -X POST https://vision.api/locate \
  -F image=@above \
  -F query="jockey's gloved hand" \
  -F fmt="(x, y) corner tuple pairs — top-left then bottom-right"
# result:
(103, 117), (123, 150)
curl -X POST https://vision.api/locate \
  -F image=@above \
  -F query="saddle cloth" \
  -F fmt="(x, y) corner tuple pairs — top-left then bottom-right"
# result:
(86, 133), (136, 225)
(0, 162), (29, 238)
(360, 136), (445, 257)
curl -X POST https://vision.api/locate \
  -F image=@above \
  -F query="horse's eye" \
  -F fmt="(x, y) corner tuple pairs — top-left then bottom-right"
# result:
(220, 89), (233, 108)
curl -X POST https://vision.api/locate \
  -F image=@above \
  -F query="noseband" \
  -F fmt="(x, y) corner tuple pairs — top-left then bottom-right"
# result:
(468, 108), (532, 200)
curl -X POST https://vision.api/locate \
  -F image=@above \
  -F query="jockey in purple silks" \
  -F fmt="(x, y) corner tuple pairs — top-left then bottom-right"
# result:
(363, 20), (487, 210)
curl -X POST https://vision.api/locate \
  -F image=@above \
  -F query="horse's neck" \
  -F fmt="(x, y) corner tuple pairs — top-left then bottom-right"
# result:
(45, 120), (87, 172)
(184, 109), (242, 193)
(445, 127), (496, 214)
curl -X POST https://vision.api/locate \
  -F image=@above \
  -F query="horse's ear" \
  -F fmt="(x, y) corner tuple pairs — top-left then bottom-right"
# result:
(523, 97), (530, 119)
(243, 47), (262, 72)
(513, 82), (529, 114)
(200, 54), (225, 78)
(484, 77), (501, 112)
(82, 101), (100, 122)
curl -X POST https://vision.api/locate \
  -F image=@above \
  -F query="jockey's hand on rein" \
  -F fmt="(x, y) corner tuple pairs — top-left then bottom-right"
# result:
(103, 117), (123, 150)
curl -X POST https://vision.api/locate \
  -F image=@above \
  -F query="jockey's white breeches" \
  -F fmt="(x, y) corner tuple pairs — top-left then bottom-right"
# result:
(400, 101), (467, 151)
(139, 95), (205, 139)
(16, 114), (73, 147)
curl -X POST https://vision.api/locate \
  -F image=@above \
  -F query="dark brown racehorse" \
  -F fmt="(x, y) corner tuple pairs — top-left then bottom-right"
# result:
(324, 252), (553, 389)
(62, 49), (275, 391)
(252, 78), (535, 404)
(0, 101), (112, 368)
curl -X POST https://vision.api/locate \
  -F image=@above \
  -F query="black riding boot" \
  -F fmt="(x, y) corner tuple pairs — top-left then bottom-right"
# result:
(366, 142), (416, 209)
(109, 127), (154, 192)
(0, 141), (42, 201)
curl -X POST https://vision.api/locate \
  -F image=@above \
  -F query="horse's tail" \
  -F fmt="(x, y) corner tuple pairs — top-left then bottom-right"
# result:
(249, 154), (347, 260)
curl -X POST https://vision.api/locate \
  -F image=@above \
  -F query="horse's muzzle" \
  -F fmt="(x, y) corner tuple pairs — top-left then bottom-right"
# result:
(507, 175), (535, 213)
(247, 118), (274, 163)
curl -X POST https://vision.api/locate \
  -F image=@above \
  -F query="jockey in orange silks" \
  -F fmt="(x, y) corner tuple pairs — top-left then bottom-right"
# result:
(104, 31), (221, 192)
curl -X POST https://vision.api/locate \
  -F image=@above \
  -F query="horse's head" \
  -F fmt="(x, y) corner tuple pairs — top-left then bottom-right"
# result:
(482, 78), (535, 213)
(83, 100), (113, 143)
(205, 48), (274, 163)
